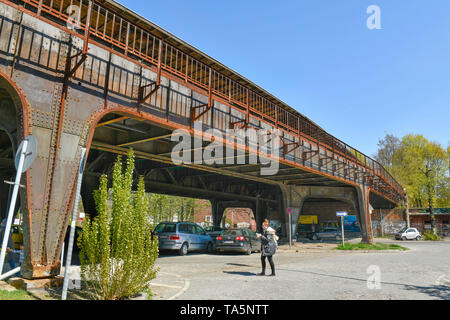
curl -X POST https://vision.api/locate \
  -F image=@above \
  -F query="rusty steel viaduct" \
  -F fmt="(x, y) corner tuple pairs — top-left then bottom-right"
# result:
(0, 0), (405, 280)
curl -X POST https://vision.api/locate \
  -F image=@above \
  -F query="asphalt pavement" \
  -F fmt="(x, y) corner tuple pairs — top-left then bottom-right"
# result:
(153, 238), (450, 300)
(53, 238), (449, 300)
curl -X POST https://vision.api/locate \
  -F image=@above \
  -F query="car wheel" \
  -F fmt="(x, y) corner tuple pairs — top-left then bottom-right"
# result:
(416, 236), (421, 241)
(207, 242), (214, 253)
(179, 243), (188, 256)
(245, 246), (252, 255)
(401, 236), (407, 241)
(312, 235), (318, 241)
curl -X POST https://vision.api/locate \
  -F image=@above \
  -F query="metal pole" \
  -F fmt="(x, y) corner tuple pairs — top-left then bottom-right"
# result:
(0, 266), (21, 281)
(370, 211), (374, 241)
(0, 140), (28, 276)
(60, 241), (65, 274)
(380, 209), (384, 238)
(341, 216), (345, 247)
(289, 211), (292, 248)
(62, 148), (86, 300)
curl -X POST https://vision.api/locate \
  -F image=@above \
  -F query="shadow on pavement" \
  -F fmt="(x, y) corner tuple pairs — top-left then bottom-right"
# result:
(278, 268), (449, 300)
(226, 263), (256, 268)
(404, 284), (449, 300)
(223, 271), (257, 277)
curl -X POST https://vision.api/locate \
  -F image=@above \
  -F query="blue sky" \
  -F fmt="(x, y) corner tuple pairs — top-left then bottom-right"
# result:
(118, 0), (449, 156)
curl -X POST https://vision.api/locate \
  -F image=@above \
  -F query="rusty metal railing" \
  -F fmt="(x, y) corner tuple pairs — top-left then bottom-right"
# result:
(5, 0), (404, 202)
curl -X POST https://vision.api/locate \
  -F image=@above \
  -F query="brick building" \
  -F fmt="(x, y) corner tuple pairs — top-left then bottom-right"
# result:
(409, 208), (450, 236)
(193, 200), (256, 231)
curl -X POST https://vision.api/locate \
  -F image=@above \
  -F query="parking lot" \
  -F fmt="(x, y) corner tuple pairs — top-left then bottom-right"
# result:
(150, 238), (450, 300)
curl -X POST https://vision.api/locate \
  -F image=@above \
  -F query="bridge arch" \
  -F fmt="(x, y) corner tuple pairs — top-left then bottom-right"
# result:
(298, 196), (362, 239)
(0, 71), (31, 145)
(0, 71), (32, 256)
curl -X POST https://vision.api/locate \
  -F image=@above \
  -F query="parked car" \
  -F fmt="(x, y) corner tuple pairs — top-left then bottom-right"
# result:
(311, 228), (342, 241)
(296, 223), (318, 241)
(215, 228), (261, 255)
(153, 222), (214, 255)
(204, 226), (227, 250)
(204, 226), (227, 239)
(395, 227), (421, 241)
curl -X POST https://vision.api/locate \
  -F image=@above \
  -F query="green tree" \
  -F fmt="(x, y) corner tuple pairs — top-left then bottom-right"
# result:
(374, 133), (401, 172)
(78, 149), (159, 300)
(147, 194), (209, 226)
(391, 134), (449, 235)
(148, 193), (177, 225)
(178, 198), (210, 223)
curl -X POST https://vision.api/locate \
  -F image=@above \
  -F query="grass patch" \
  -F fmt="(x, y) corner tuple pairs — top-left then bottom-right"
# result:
(336, 242), (408, 251)
(0, 289), (36, 300)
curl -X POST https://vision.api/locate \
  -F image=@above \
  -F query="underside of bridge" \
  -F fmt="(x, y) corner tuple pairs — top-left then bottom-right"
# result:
(84, 112), (283, 231)
(85, 112), (396, 240)
(0, 85), (18, 222)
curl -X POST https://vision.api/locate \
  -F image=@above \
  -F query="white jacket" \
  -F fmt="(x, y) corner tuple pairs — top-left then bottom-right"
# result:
(267, 227), (279, 245)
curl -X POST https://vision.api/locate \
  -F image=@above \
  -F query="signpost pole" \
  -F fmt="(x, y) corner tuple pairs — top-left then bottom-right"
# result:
(287, 208), (292, 248)
(0, 140), (28, 276)
(290, 210), (292, 248)
(62, 148), (86, 300)
(336, 211), (347, 248)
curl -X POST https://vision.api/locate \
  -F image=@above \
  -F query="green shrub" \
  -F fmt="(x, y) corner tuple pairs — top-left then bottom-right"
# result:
(78, 149), (159, 300)
(423, 230), (441, 241)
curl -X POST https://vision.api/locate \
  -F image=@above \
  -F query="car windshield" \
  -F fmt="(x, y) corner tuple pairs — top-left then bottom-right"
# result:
(398, 227), (408, 233)
(154, 223), (177, 233)
(221, 229), (243, 236)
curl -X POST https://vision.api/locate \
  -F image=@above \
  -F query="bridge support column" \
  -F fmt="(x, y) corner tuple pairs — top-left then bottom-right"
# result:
(255, 197), (269, 233)
(211, 200), (226, 227)
(278, 185), (308, 239)
(20, 132), (85, 279)
(356, 185), (373, 244)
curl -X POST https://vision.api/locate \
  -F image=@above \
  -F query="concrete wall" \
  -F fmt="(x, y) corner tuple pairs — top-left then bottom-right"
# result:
(301, 200), (356, 223)
(370, 209), (407, 236)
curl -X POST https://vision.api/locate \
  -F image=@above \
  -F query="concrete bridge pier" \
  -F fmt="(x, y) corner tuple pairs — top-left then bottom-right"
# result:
(211, 200), (226, 228)
(355, 184), (374, 244)
(278, 185), (307, 241)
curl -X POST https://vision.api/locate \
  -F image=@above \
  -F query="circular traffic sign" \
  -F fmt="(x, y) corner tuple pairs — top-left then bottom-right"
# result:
(15, 135), (37, 173)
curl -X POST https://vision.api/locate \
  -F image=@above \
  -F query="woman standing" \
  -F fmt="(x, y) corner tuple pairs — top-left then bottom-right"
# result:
(257, 219), (277, 276)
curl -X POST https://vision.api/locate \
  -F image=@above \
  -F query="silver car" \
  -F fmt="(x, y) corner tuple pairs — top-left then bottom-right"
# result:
(395, 227), (421, 241)
(154, 222), (214, 255)
(312, 228), (342, 241)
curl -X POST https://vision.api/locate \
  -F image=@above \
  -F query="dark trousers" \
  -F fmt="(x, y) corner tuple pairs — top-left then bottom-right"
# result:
(261, 255), (275, 274)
